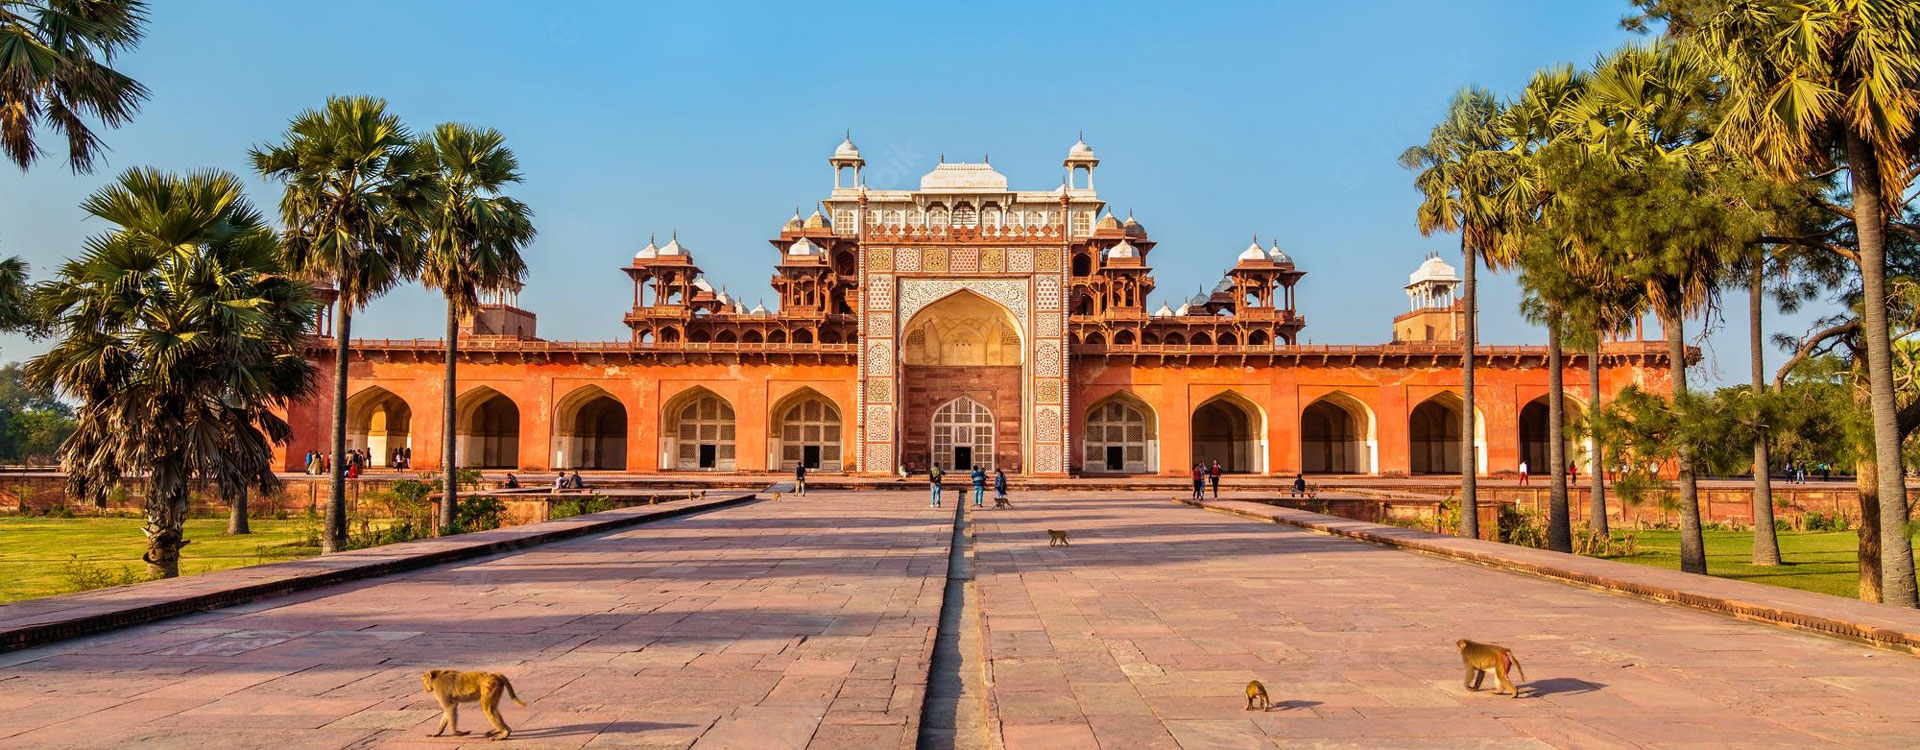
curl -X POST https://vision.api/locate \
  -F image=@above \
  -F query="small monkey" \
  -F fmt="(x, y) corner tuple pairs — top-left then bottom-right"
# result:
(1047, 529), (1070, 547)
(1456, 639), (1526, 698)
(1245, 680), (1271, 711)
(421, 669), (526, 740)
(771, 492), (782, 501)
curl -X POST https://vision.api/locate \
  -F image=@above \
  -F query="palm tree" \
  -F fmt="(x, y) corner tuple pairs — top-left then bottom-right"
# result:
(415, 123), (534, 532)
(251, 96), (424, 553)
(1668, 0), (1920, 607)
(28, 168), (316, 577)
(0, 0), (149, 173)
(1400, 87), (1513, 539)
(1503, 64), (1587, 553)
(1747, 255), (1781, 565)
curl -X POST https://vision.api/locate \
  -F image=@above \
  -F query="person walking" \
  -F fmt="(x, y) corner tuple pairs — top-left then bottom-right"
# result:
(1208, 459), (1222, 499)
(993, 468), (1008, 508)
(1518, 461), (1530, 486)
(929, 465), (945, 507)
(971, 465), (987, 507)
(794, 462), (808, 497)
(1568, 460), (1578, 484)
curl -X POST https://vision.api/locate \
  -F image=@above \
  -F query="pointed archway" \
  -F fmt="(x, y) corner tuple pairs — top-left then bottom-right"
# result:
(1301, 392), (1375, 474)
(663, 388), (736, 471)
(1192, 392), (1264, 474)
(554, 386), (627, 470)
(455, 386), (520, 468)
(771, 388), (844, 472)
(1083, 393), (1157, 473)
(346, 386), (411, 467)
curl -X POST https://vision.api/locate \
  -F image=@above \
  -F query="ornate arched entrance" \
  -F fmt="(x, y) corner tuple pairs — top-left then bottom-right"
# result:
(931, 396), (995, 471)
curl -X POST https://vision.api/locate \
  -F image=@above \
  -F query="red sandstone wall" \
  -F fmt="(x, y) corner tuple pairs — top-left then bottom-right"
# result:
(900, 364), (1023, 472)
(282, 344), (1674, 478)
(281, 354), (859, 474)
(1069, 349), (1672, 477)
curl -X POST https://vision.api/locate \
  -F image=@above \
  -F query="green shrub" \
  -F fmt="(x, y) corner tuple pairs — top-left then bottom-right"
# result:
(549, 495), (615, 520)
(450, 495), (506, 533)
(1499, 505), (1547, 549)
(60, 554), (146, 593)
(1801, 511), (1851, 532)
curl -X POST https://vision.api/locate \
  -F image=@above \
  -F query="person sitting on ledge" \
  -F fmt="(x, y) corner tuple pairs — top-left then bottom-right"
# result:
(1292, 473), (1307, 498)
(552, 473), (568, 492)
(570, 470), (585, 490)
(503, 472), (519, 489)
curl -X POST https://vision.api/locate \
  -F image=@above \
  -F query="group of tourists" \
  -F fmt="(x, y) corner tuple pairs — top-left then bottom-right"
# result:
(301, 447), (410, 478)
(1782, 460), (1829, 484)
(926, 464), (1009, 508)
(1189, 459), (1223, 499)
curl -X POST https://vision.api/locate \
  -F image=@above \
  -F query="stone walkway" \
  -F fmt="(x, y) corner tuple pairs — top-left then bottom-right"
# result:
(7, 491), (1920, 749)
(971, 493), (1920, 749)
(0, 492), (948, 750)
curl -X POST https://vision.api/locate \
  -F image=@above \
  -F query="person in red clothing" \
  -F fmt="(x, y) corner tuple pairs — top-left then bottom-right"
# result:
(1190, 464), (1205, 499)
(1208, 459), (1223, 498)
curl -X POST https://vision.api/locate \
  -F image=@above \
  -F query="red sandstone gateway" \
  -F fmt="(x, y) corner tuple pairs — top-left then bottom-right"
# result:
(281, 137), (1677, 478)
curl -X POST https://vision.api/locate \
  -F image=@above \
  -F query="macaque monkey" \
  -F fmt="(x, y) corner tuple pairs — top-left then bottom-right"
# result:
(1245, 680), (1271, 711)
(421, 669), (526, 740)
(771, 492), (782, 501)
(1047, 529), (1070, 547)
(1456, 640), (1525, 698)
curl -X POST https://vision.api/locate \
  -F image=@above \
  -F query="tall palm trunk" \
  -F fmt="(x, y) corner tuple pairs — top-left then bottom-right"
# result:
(1846, 131), (1917, 607)
(226, 484), (250, 536)
(441, 300), (459, 532)
(1749, 264), (1780, 565)
(146, 464), (188, 578)
(1589, 339), (1607, 535)
(1460, 242), (1479, 539)
(1662, 302), (1705, 574)
(325, 302), (351, 553)
(1547, 316), (1570, 552)
(1856, 455), (1885, 602)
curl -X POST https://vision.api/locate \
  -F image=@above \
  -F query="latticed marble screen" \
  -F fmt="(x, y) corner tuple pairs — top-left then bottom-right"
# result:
(932, 397), (995, 471)
(675, 396), (736, 470)
(779, 398), (842, 470)
(1084, 399), (1151, 471)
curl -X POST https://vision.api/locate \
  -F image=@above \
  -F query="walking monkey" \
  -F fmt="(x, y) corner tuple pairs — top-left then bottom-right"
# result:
(1245, 680), (1272, 711)
(421, 669), (526, 740)
(1047, 529), (1070, 546)
(1456, 640), (1526, 698)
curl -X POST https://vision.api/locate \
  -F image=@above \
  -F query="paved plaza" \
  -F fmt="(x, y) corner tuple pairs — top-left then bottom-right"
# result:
(2, 491), (1919, 749)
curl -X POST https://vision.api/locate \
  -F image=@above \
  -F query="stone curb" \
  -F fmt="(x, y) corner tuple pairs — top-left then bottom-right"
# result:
(0, 494), (759, 653)
(1177, 497), (1920, 656)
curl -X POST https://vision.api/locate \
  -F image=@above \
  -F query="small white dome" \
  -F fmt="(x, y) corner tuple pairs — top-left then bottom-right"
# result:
(716, 289), (733, 305)
(833, 135), (861, 161)
(1153, 303), (1175, 317)
(751, 302), (769, 315)
(657, 234), (689, 256)
(1268, 240), (1293, 265)
(1108, 239), (1139, 259)
(1212, 278), (1235, 294)
(1409, 254), (1460, 285)
(783, 209), (804, 231)
(1066, 136), (1097, 163)
(1189, 291), (1210, 307)
(634, 236), (659, 260)
(787, 237), (822, 257)
(804, 210), (830, 229)
(1174, 303), (1193, 316)
(692, 274), (714, 293)
(1237, 241), (1267, 262)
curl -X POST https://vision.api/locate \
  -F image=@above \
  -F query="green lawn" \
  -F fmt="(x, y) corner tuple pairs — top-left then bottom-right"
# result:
(1604, 529), (1918, 600)
(0, 516), (323, 603)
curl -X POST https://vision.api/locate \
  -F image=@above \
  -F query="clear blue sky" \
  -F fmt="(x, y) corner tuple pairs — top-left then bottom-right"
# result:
(0, 0), (1834, 385)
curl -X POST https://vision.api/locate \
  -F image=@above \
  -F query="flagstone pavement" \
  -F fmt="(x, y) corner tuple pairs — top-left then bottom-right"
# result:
(3, 490), (1920, 750)
(971, 493), (1920, 749)
(0, 491), (949, 750)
